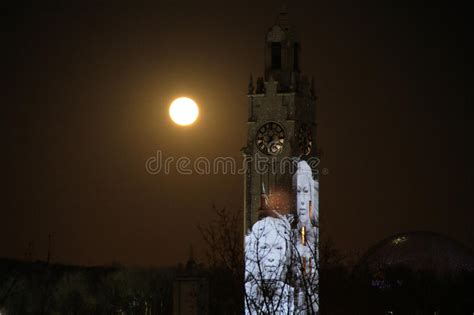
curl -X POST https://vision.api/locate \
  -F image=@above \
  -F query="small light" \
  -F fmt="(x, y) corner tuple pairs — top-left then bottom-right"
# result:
(392, 236), (408, 245)
(309, 200), (312, 220)
(301, 226), (306, 245)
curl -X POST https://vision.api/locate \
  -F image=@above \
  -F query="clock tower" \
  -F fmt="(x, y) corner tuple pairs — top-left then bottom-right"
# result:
(242, 8), (318, 233)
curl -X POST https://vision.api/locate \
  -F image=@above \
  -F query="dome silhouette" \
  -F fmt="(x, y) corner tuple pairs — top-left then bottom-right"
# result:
(359, 231), (474, 274)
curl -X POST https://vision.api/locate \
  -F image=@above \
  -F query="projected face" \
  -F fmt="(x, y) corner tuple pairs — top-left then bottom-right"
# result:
(257, 228), (286, 275)
(247, 218), (289, 279)
(296, 175), (312, 226)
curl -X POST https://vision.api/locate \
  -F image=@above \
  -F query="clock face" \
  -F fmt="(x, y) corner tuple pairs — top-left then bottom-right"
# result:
(256, 122), (286, 155)
(298, 124), (312, 155)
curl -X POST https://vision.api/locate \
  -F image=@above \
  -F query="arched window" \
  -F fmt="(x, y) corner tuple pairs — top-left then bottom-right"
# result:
(271, 42), (282, 69)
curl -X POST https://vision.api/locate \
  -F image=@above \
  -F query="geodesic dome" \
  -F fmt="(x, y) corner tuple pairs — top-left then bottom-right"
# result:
(359, 231), (474, 274)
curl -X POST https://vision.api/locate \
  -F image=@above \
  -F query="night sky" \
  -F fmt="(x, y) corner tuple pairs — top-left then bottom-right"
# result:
(2, 1), (472, 267)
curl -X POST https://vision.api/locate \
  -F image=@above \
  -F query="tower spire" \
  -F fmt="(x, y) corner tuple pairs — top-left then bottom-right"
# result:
(275, 3), (289, 29)
(188, 243), (194, 262)
(258, 182), (271, 219)
(264, 3), (298, 92)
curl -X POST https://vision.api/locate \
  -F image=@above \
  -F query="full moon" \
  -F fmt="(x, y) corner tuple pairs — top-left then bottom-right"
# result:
(169, 97), (199, 126)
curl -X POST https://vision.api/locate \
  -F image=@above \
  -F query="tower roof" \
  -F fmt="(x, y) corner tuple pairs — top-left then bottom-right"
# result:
(275, 4), (289, 30)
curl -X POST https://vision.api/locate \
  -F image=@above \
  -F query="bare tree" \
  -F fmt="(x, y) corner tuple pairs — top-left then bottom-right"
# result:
(198, 204), (243, 275)
(198, 204), (244, 314)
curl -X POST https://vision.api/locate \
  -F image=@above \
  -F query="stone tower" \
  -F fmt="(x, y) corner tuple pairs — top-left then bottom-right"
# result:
(242, 8), (318, 233)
